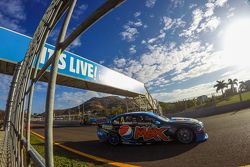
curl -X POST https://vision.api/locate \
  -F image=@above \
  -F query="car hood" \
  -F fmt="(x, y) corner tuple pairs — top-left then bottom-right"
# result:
(169, 117), (202, 125)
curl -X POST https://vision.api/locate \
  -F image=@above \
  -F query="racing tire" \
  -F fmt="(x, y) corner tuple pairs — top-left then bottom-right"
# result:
(108, 134), (120, 146)
(176, 128), (194, 144)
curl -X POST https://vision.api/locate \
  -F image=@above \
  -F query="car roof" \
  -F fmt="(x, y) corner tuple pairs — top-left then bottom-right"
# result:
(111, 111), (157, 120)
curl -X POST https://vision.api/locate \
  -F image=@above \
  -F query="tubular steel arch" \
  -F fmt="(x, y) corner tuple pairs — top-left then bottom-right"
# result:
(1, 0), (125, 166)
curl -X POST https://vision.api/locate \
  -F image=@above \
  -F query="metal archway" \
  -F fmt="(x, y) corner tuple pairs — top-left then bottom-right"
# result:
(1, 0), (125, 166)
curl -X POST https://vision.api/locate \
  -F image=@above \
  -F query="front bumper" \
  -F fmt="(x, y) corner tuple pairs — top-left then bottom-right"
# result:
(195, 132), (208, 142)
(97, 128), (109, 142)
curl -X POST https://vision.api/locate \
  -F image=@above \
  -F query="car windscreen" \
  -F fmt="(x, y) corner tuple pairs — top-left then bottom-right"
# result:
(153, 114), (170, 122)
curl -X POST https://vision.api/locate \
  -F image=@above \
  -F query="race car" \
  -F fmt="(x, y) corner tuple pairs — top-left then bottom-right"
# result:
(97, 112), (208, 145)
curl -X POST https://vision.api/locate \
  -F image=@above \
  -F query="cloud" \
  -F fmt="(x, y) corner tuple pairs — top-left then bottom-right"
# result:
(142, 16), (184, 46)
(0, 74), (12, 109)
(0, 0), (26, 32)
(67, 37), (82, 50)
(113, 1), (232, 92)
(215, 0), (228, 7)
(152, 82), (216, 102)
(171, 53), (224, 82)
(99, 60), (105, 64)
(170, 0), (184, 9)
(149, 14), (155, 18)
(180, 8), (203, 37)
(180, 0), (226, 38)
(145, 0), (157, 8)
(152, 66), (250, 102)
(134, 11), (141, 18)
(35, 82), (48, 92)
(220, 67), (250, 83)
(130, 20), (143, 27)
(198, 16), (220, 32)
(0, 0), (25, 20)
(147, 76), (170, 88)
(189, 3), (198, 9)
(120, 19), (143, 42)
(55, 90), (107, 109)
(129, 45), (136, 54)
(227, 7), (235, 18)
(49, 28), (82, 50)
(113, 58), (126, 68)
(113, 36), (228, 87)
(204, 2), (215, 17)
(48, 28), (60, 43)
(121, 27), (138, 42)
(162, 17), (173, 30)
(72, 3), (88, 19)
(146, 30), (166, 44)
(162, 16), (186, 31)
(81, 0), (234, 104)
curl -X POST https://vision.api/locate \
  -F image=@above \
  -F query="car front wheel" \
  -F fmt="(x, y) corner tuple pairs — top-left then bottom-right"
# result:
(108, 134), (120, 146)
(176, 128), (194, 144)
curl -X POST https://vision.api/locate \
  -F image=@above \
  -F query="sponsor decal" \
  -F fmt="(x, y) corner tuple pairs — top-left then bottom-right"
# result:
(102, 124), (112, 130)
(119, 125), (133, 139)
(134, 126), (169, 141)
(39, 47), (98, 80)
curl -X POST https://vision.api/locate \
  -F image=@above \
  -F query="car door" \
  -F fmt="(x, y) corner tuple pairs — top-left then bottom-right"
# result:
(114, 114), (138, 143)
(134, 114), (170, 143)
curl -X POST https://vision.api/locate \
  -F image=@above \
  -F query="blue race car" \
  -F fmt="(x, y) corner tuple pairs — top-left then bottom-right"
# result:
(97, 112), (208, 145)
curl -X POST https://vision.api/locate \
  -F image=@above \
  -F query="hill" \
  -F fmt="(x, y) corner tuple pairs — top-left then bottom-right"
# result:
(36, 96), (172, 117)
(52, 96), (138, 116)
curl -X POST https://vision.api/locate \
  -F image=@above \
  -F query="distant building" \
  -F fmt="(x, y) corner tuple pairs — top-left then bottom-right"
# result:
(197, 95), (208, 103)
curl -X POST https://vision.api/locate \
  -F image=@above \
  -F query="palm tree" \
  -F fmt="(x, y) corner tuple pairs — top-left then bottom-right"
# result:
(214, 80), (228, 96)
(228, 78), (238, 93)
(239, 81), (247, 92)
(239, 81), (247, 102)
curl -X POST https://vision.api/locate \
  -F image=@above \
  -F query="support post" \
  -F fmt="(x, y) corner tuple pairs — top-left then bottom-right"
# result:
(44, 1), (76, 166)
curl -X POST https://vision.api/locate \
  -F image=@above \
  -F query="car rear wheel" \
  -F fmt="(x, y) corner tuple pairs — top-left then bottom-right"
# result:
(108, 134), (120, 146)
(176, 128), (194, 144)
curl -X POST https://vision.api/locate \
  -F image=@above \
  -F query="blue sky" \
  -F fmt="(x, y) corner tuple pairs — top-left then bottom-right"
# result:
(1, 0), (250, 113)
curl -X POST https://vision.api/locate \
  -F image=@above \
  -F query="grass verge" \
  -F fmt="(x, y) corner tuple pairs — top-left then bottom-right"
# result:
(30, 133), (94, 167)
(216, 91), (250, 107)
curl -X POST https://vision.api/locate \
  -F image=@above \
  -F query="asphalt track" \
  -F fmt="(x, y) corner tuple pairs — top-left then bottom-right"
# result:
(32, 108), (250, 167)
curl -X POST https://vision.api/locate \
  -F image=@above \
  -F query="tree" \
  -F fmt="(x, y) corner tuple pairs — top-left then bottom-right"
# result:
(239, 81), (247, 102)
(214, 80), (228, 96)
(245, 80), (250, 91)
(228, 78), (238, 93)
(239, 81), (247, 92)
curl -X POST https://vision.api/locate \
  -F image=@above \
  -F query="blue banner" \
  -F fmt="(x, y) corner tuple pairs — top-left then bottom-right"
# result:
(0, 27), (145, 95)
